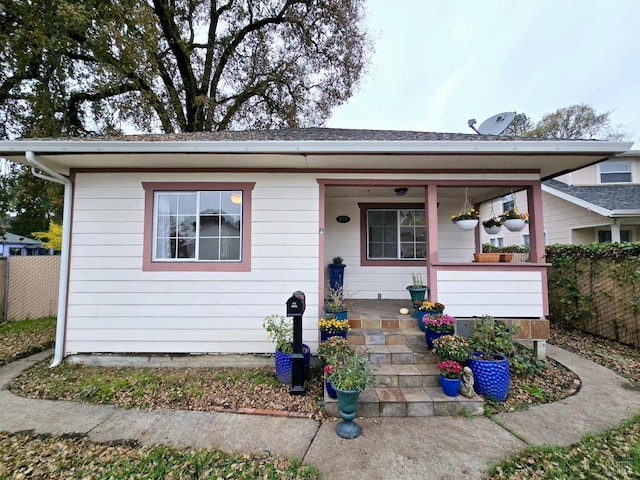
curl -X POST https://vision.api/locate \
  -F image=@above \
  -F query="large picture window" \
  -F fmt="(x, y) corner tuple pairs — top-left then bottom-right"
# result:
(360, 204), (426, 265)
(143, 182), (253, 272)
(154, 190), (242, 262)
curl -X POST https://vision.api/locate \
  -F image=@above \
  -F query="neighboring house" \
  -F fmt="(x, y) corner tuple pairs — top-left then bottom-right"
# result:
(0, 128), (633, 363)
(480, 151), (640, 247)
(0, 232), (44, 257)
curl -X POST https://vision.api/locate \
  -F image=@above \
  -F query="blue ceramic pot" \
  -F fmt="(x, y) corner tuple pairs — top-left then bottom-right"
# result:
(325, 379), (337, 399)
(439, 375), (461, 397)
(416, 310), (442, 333)
(274, 344), (311, 384)
(320, 330), (348, 342)
(425, 328), (454, 350)
(469, 353), (510, 402)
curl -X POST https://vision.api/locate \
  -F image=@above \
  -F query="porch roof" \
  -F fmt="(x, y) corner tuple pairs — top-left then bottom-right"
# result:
(0, 127), (633, 180)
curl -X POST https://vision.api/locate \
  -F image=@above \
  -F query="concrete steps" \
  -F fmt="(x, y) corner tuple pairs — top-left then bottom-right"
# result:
(323, 326), (484, 417)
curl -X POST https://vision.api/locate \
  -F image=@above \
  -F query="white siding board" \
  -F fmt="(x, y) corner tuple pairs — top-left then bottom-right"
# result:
(65, 340), (288, 355)
(437, 269), (544, 318)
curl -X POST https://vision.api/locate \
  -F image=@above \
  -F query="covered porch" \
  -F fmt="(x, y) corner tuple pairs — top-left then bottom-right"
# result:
(321, 180), (548, 319)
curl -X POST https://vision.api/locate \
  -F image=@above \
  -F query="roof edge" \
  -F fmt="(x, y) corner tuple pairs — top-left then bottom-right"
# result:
(541, 183), (612, 217)
(0, 139), (634, 156)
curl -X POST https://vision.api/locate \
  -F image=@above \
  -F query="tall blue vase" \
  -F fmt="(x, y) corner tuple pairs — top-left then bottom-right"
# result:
(328, 263), (346, 291)
(335, 388), (361, 439)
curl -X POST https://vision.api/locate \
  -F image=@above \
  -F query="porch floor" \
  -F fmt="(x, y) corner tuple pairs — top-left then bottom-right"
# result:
(324, 299), (485, 417)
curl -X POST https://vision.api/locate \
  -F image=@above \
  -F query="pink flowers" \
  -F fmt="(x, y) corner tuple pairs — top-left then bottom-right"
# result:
(323, 364), (333, 375)
(423, 314), (456, 332)
(437, 360), (463, 379)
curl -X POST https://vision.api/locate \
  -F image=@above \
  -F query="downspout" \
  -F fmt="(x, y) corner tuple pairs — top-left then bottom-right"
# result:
(25, 151), (71, 368)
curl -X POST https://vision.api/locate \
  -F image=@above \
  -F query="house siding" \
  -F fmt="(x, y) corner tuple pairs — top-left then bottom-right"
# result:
(67, 172), (320, 355)
(437, 269), (544, 317)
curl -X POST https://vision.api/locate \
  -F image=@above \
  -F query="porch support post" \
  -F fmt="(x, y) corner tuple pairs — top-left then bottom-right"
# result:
(527, 183), (545, 263)
(611, 219), (621, 242)
(425, 183), (439, 300)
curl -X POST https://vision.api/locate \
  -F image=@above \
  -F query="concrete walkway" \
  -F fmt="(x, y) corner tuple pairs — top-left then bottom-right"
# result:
(1, 346), (639, 479)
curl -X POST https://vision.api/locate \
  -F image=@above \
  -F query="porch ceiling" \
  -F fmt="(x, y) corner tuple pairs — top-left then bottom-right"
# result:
(326, 185), (516, 203)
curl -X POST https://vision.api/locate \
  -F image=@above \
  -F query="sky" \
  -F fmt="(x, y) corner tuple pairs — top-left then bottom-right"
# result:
(327, 0), (640, 147)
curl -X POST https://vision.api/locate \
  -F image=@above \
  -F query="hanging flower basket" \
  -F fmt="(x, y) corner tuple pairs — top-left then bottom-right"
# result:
(482, 217), (502, 234)
(503, 219), (526, 232)
(451, 187), (479, 231)
(500, 208), (528, 232)
(455, 219), (478, 230)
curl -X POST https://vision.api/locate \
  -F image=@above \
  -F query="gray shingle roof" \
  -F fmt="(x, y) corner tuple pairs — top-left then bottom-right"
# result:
(73, 127), (587, 143)
(544, 179), (640, 210)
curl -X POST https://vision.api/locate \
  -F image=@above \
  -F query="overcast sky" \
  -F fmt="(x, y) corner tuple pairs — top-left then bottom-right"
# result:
(327, 0), (640, 146)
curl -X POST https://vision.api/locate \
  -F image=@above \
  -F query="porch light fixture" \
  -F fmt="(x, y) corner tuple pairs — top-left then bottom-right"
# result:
(394, 187), (408, 196)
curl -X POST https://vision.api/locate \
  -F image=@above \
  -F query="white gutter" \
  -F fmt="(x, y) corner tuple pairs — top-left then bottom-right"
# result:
(0, 139), (635, 155)
(25, 151), (71, 368)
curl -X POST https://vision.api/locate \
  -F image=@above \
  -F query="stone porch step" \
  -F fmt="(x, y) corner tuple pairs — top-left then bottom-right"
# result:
(324, 385), (485, 417)
(322, 326), (485, 417)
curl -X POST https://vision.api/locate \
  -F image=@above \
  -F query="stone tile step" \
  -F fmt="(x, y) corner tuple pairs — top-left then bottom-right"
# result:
(349, 328), (425, 347)
(372, 363), (440, 388)
(348, 329), (435, 365)
(324, 386), (484, 418)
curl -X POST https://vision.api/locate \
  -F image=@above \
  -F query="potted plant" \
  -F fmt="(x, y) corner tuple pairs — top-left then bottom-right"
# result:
(317, 337), (355, 399)
(432, 334), (471, 364)
(325, 351), (375, 439)
(324, 284), (349, 320)
(263, 314), (310, 384)
(414, 300), (445, 332)
(318, 313), (350, 342)
(450, 208), (479, 230)
(406, 273), (428, 308)
(468, 315), (520, 402)
(437, 359), (464, 397)
(422, 313), (455, 350)
(328, 256), (346, 291)
(500, 208), (529, 232)
(482, 216), (503, 234)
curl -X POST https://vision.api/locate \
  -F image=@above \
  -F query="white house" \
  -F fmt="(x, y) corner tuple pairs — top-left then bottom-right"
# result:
(0, 128), (633, 365)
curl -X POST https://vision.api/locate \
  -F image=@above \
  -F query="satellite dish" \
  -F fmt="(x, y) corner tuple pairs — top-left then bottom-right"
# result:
(468, 111), (515, 135)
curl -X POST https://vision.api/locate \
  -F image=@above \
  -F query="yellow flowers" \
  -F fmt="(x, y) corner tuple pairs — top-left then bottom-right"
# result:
(318, 317), (350, 333)
(450, 208), (480, 222)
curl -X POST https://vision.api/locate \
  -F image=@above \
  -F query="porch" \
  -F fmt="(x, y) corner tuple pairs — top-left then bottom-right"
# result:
(322, 299), (550, 417)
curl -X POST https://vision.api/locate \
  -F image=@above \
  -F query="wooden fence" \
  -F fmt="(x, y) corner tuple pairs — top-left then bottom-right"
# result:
(0, 256), (60, 321)
(548, 256), (640, 348)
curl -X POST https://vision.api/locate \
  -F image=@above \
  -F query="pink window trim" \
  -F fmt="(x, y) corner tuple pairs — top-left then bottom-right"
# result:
(359, 202), (428, 267)
(142, 181), (255, 272)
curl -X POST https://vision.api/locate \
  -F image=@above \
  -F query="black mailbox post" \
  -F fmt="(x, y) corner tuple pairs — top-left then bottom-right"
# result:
(286, 291), (306, 395)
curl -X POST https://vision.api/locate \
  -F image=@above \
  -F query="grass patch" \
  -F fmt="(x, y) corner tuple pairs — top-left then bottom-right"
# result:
(0, 316), (56, 366)
(8, 359), (326, 419)
(0, 431), (320, 479)
(487, 414), (640, 479)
